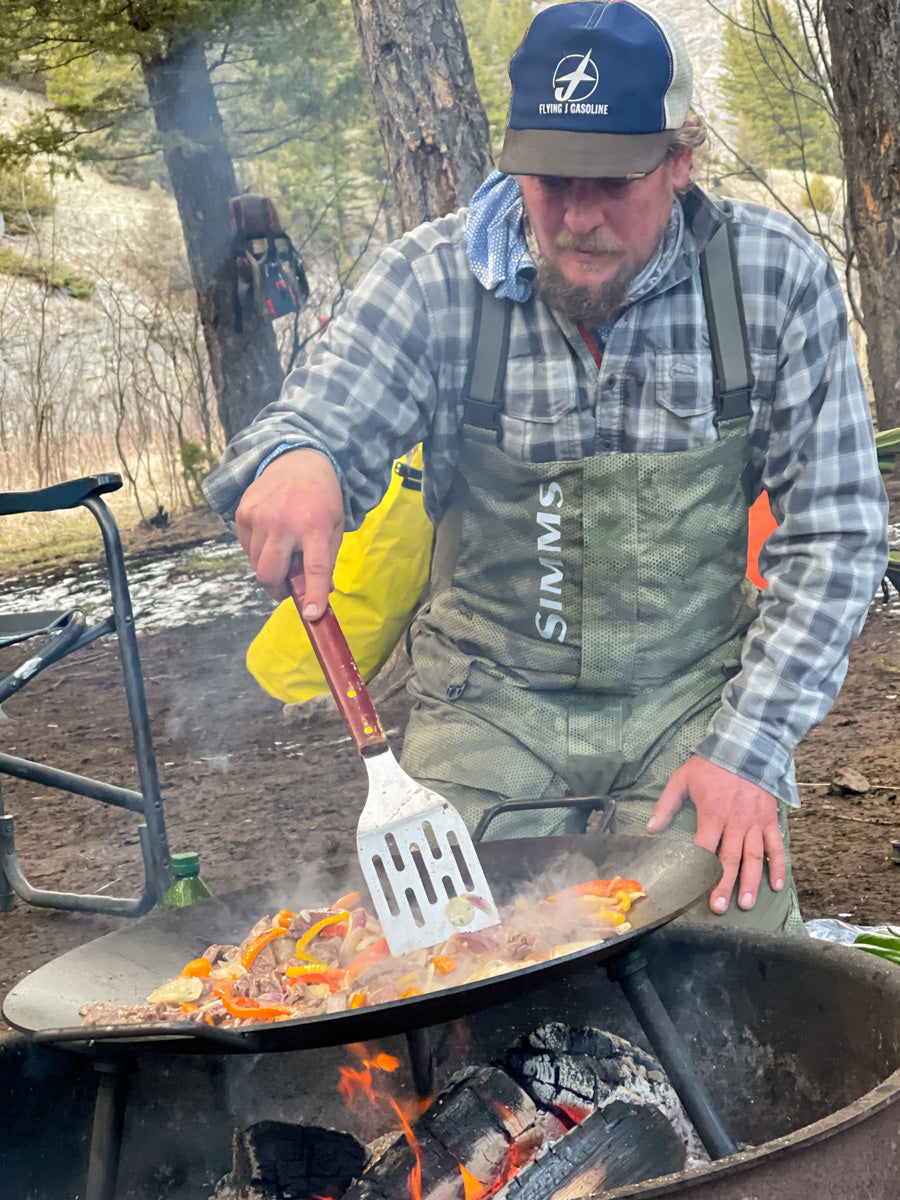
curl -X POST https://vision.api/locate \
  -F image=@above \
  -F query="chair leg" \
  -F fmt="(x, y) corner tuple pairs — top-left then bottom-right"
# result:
(84, 496), (172, 904)
(0, 781), (14, 913)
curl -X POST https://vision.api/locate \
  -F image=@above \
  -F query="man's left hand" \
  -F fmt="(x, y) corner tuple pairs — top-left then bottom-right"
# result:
(647, 756), (785, 915)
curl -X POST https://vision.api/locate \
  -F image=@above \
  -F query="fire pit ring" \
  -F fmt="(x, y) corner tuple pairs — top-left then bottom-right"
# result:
(2, 923), (900, 1199)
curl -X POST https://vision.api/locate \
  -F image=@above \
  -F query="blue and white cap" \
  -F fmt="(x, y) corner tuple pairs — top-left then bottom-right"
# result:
(498, 1), (693, 179)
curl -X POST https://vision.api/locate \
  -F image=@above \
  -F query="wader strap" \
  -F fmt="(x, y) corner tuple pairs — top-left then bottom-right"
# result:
(463, 211), (753, 436)
(463, 284), (512, 432)
(700, 211), (753, 422)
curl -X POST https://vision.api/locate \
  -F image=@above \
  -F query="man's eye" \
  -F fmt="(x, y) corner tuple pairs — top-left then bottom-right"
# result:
(537, 176), (571, 193)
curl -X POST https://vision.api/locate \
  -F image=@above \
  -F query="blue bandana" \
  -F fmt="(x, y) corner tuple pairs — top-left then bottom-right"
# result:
(464, 169), (684, 319)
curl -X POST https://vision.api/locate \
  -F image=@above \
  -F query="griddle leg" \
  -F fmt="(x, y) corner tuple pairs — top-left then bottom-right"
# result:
(607, 947), (738, 1160)
(85, 1060), (130, 1200)
(405, 1027), (435, 1099)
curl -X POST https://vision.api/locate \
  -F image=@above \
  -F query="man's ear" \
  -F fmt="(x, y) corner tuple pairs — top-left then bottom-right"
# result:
(670, 148), (693, 191)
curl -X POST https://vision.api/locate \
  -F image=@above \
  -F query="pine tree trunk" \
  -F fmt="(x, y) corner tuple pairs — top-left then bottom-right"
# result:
(824, 0), (900, 431)
(141, 39), (285, 443)
(350, 0), (494, 231)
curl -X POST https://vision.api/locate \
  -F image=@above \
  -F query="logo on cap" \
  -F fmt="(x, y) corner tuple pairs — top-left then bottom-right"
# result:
(552, 52), (599, 103)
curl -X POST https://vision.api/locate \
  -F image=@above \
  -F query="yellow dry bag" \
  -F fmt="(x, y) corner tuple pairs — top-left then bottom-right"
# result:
(246, 447), (432, 703)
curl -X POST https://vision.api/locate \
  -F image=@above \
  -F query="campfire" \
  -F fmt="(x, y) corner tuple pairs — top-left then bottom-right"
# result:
(213, 1023), (706, 1200)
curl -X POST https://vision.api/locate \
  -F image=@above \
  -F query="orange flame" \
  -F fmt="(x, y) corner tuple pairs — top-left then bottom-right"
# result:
(460, 1162), (486, 1199)
(389, 1097), (424, 1200)
(336, 1046), (401, 1110)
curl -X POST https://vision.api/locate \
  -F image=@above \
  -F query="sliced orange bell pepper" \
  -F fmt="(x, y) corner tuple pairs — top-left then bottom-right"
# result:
(240, 927), (285, 970)
(220, 994), (294, 1022)
(345, 937), (389, 982)
(274, 909), (296, 929)
(547, 877), (645, 903)
(332, 891), (360, 911)
(432, 956), (458, 976)
(181, 957), (212, 978)
(399, 986), (422, 998)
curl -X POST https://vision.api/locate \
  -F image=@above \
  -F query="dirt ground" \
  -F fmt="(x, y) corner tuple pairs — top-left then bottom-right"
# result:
(1, 496), (899, 1026)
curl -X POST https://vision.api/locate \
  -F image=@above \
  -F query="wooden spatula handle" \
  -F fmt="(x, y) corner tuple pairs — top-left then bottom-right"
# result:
(290, 582), (387, 757)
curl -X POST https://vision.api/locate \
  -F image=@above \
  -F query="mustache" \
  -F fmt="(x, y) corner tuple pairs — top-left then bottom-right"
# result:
(554, 232), (624, 255)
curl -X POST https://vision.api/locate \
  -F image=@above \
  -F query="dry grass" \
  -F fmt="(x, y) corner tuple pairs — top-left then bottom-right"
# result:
(0, 438), (204, 576)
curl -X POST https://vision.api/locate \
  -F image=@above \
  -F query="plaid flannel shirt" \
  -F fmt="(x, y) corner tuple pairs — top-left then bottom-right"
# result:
(203, 180), (888, 808)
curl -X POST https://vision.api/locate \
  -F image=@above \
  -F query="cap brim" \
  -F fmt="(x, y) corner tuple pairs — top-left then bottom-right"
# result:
(498, 128), (671, 179)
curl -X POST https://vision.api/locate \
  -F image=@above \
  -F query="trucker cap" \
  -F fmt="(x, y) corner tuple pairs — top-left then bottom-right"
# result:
(498, 1), (693, 179)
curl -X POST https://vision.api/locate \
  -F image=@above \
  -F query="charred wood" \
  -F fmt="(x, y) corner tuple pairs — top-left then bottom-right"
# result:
(214, 1120), (366, 1200)
(343, 1025), (702, 1199)
(342, 1065), (547, 1199)
(495, 1100), (686, 1199)
(505, 1023), (708, 1164)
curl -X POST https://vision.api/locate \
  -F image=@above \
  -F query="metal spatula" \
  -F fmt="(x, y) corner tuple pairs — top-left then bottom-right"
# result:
(291, 588), (500, 957)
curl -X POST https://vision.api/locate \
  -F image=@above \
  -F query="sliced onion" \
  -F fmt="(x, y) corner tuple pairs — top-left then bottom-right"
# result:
(445, 896), (475, 927)
(270, 937), (297, 964)
(147, 976), (203, 1005)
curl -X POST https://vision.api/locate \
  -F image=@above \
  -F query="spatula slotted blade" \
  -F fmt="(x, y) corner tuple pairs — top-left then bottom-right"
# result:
(357, 748), (500, 957)
(290, 589), (500, 958)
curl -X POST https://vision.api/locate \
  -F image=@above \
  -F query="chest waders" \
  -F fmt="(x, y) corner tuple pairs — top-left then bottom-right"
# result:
(400, 215), (803, 934)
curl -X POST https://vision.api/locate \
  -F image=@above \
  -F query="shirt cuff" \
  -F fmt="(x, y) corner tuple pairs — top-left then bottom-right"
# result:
(255, 441), (344, 486)
(694, 721), (799, 809)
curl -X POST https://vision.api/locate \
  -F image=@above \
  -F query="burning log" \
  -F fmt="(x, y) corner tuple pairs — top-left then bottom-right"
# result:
(506, 1022), (708, 1164)
(213, 1120), (367, 1200)
(341, 1024), (701, 1199)
(495, 1100), (686, 1199)
(341, 1065), (549, 1199)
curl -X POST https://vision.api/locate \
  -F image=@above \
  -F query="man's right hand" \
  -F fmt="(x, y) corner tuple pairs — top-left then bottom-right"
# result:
(235, 448), (344, 617)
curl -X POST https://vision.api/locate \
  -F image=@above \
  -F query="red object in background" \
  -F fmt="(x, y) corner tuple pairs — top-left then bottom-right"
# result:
(747, 492), (778, 588)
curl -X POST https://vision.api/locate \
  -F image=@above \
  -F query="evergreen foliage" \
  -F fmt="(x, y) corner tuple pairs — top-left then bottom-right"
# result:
(459, 0), (533, 158)
(720, 0), (840, 176)
(0, 165), (55, 231)
(0, 243), (94, 297)
(0, 1), (392, 274)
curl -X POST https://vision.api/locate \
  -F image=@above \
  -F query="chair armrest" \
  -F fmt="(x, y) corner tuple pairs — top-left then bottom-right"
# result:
(0, 474), (122, 516)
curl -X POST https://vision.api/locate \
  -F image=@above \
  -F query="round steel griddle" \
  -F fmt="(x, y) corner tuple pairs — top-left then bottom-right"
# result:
(3, 833), (721, 1054)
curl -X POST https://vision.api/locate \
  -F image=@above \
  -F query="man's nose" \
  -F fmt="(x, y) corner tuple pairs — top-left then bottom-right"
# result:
(564, 180), (609, 233)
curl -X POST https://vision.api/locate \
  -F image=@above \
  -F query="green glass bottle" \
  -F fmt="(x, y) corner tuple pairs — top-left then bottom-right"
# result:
(162, 851), (212, 908)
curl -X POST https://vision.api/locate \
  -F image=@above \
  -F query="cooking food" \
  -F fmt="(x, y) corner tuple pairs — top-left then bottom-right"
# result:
(79, 876), (646, 1029)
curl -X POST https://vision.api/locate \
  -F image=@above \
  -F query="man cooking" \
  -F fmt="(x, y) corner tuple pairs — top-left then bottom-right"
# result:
(203, 1), (888, 934)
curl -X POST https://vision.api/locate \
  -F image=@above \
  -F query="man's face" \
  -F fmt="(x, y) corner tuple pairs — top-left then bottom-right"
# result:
(518, 150), (693, 324)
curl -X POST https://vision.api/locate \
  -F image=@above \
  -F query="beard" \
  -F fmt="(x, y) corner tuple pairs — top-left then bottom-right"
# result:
(526, 224), (642, 327)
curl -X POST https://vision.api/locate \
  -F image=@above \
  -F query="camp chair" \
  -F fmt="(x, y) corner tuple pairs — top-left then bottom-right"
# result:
(0, 474), (172, 916)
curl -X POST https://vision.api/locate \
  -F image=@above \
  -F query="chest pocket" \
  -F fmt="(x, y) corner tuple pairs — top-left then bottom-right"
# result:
(503, 354), (579, 423)
(642, 351), (718, 450)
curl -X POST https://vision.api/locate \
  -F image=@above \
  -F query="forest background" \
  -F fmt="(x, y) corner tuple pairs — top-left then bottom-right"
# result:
(0, 0), (895, 561)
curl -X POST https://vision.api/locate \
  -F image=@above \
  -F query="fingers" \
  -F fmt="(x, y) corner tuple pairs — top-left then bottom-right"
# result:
(234, 448), (344, 608)
(250, 529), (300, 602)
(658, 756), (786, 916)
(763, 820), (786, 896)
(646, 769), (687, 834)
(286, 529), (339, 620)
